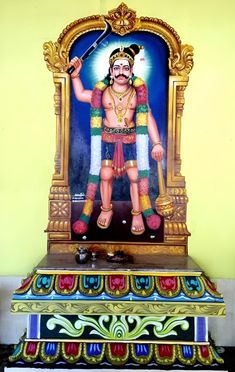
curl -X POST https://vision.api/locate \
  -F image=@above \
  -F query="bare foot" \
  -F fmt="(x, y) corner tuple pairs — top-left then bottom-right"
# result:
(131, 213), (145, 235)
(97, 209), (113, 229)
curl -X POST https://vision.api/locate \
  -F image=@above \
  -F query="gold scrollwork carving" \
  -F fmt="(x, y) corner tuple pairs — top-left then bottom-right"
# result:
(107, 2), (137, 35)
(168, 187), (187, 196)
(50, 201), (70, 218)
(169, 44), (194, 76)
(167, 189), (188, 219)
(54, 82), (62, 173)
(43, 41), (67, 73)
(48, 242), (186, 255)
(46, 220), (70, 232)
(54, 82), (61, 115)
(172, 195), (188, 205)
(164, 221), (190, 236)
(176, 85), (186, 117)
(43, 4), (193, 77)
(11, 301), (225, 317)
(49, 186), (71, 200)
(50, 186), (69, 194)
(171, 205), (187, 222)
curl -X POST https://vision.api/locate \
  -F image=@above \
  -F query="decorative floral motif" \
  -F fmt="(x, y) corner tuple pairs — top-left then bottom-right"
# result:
(32, 275), (54, 296)
(43, 41), (67, 73)
(155, 344), (176, 365)
(107, 3), (137, 35)
(46, 314), (189, 341)
(10, 340), (224, 366)
(79, 275), (104, 296)
(41, 342), (60, 363)
(156, 276), (181, 297)
(50, 201), (69, 217)
(106, 343), (129, 365)
(61, 342), (81, 363)
(25, 342), (38, 356)
(105, 275), (129, 297)
(131, 343), (153, 364)
(181, 276), (205, 298)
(11, 300), (225, 317)
(14, 272), (224, 302)
(55, 274), (78, 295)
(169, 44), (194, 76)
(203, 277), (222, 298)
(130, 275), (155, 296)
(83, 343), (105, 364)
(15, 275), (34, 294)
(22, 342), (40, 362)
(177, 344), (197, 365)
(197, 345), (213, 365)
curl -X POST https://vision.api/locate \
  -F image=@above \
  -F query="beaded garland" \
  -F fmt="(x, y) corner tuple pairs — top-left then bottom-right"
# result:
(72, 76), (161, 234)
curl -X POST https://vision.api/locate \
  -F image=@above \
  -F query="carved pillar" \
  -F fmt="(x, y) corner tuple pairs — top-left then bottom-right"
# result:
(164, 187), (190, 250)
(46, 74), (71, 242)
(164, 43), (193, 249)
(54, 82), (62, 175)
(175, 85), (186, 176)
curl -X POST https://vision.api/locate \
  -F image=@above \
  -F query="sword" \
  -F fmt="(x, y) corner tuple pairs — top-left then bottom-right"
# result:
(67, 20), (112, 74)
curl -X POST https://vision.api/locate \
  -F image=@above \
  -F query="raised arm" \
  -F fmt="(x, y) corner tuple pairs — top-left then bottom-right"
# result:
(69, 57), (92, 103)
(148, 108), (164, 162)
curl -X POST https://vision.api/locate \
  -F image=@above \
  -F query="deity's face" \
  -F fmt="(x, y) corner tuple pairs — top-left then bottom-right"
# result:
(110, 59), (133, 85)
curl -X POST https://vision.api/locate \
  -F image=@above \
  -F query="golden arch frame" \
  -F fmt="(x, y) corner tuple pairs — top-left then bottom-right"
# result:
(44, 3), (194, 255)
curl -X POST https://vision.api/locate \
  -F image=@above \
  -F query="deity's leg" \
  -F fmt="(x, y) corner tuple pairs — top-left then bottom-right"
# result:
(97, 166), (114, 229)
(126, 166), (145, 235)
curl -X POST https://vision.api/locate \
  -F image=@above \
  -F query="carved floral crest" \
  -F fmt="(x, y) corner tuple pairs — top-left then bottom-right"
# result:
(107, 2), (137, 35)
(43, 3), (193, 76)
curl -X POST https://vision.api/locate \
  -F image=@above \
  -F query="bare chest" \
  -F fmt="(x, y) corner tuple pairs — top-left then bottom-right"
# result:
(102, 86), (137, 127)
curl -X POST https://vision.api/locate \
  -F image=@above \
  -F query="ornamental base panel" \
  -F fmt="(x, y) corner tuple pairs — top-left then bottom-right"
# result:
(26, 314), (206, 343)
(9, 253), (226, 370)
(8, 340), (224, 369)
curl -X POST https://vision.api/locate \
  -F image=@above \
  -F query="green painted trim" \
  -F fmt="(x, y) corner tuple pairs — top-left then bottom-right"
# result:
(136, 126), (148, 134)
(88, 174), (99, 183)
(79, 214), (90, 224)
(90, 127), (102, 136)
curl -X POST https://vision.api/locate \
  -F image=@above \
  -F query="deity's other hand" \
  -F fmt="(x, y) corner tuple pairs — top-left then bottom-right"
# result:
(151, 144), (164, 162)
(68, 57), (82, 78)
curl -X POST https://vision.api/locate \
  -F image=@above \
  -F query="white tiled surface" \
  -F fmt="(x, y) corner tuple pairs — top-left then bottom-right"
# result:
(0, 276), (26, 344)
(0, 276), (234, 346)
(208, 279), (235, 346)
(3, 368), (229, 372)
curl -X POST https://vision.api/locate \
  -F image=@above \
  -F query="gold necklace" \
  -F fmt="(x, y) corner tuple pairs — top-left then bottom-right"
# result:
(108, 87), (135, 124)
(110, 86), (131, 102)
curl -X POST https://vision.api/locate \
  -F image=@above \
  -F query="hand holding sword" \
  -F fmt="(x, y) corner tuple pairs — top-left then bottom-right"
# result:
(67, 20), (112, 75)
(68, 56), (82, 78)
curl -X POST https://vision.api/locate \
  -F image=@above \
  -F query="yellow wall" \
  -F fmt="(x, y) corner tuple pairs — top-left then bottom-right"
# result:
(0, 0), (235, 278)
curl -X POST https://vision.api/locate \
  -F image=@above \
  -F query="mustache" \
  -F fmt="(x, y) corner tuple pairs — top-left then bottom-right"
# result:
(114, 73), (129, 79)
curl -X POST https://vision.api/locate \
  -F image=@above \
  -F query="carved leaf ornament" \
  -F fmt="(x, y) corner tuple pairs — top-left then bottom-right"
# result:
(46, 314), (189, 340)
(43, 3), (193, 76)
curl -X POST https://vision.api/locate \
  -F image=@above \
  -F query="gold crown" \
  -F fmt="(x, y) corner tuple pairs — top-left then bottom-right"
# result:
(109, 46), (135, 66)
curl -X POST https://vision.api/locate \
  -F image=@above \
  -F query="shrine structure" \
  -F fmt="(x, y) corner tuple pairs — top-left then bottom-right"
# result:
(7, 3), (226, 371)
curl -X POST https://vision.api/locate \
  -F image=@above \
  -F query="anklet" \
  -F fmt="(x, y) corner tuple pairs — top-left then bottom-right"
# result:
(131, 209), (141, 216)
(101, 204), (113, 212)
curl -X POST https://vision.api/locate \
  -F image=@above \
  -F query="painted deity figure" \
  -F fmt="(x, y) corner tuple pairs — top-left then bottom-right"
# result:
(69, 44), (164, 236)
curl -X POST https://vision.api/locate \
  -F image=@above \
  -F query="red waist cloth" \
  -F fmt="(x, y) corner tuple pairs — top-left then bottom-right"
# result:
(102, 131), (136, 144)
(112, 141), (125, 177)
